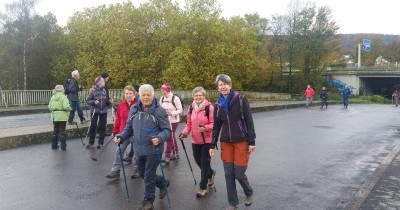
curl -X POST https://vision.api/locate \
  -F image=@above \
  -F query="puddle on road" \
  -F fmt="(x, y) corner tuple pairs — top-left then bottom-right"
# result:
(312, 125), (334, 129)
(64, 181), (110, 200)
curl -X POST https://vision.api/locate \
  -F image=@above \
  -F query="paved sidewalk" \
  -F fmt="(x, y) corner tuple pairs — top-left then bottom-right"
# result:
(361, 152), (400, 210)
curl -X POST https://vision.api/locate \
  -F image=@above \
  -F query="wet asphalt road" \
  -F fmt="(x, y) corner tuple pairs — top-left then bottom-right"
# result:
(1, 104), (400, 210)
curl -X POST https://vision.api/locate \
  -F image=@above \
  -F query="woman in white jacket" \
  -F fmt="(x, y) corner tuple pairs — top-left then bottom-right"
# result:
(160, 83), (183, 164)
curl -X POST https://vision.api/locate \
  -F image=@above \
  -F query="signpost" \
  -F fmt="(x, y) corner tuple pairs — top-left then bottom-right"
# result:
(363, 39), (371, 52)
(358, 39), (372, 68)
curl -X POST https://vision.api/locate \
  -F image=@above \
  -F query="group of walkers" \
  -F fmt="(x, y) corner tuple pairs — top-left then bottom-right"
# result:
(303, 84), (352, 109)
(48, 72), (256, 210)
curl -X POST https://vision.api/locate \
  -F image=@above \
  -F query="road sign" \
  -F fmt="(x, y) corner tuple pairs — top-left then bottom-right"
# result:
(363, 39), (371, 52)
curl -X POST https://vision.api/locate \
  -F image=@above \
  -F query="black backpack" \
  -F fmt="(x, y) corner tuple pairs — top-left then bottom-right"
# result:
(64, 79), (71, 95)
(161, 94), (184, 114)
(188, 104), (210, 121)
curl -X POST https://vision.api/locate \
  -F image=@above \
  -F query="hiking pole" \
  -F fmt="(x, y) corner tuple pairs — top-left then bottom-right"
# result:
(83, 111), (96, 146)
(155, 143), (171, 207)
(92, 136), (114, 161)
(74, 122), (84, 145)
(118, 143), (130, 202)
(179, 139), (197, 185)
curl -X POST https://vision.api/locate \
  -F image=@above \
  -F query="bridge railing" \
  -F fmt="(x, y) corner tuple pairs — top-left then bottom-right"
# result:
(0, 89), (291, 107)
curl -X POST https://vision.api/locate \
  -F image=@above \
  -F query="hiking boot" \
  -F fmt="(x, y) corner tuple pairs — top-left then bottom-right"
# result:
(245, 194), (253, 206)
(208, 169), (216, 186)
(96, 144), (103, 149)
(159, 179), (170, 199)
(67, 120), (74, 125)
(131, 171), (140, 179)
(170, 154), (179, 160)
(105, 170), (120, 179)
(161, 158), (170, 164)
(51, 145), (59, 150)
(80, 118), (88, 124)
(137, 200), (153, 210)
(123, 156), (133, 163)
(226, 204), (239, 210)
(86, 144), (94, 149)
(196, 189), (207, 197)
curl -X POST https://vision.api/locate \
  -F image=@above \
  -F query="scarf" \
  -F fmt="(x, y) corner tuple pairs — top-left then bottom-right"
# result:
(194, 100), (206, 113)
(218, 90), (234, 113)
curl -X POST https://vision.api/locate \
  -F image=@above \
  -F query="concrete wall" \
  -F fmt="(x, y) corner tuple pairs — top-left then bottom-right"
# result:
(332, 75), (360, 95)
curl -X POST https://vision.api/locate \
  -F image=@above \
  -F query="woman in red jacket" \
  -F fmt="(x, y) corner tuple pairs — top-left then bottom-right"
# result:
(105, 85), (138, 179)
(179, 87), (216, 197)
(304, 84), (315, 108)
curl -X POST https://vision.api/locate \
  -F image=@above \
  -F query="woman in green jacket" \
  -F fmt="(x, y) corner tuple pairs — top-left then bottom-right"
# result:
(48, 85), (71, 150)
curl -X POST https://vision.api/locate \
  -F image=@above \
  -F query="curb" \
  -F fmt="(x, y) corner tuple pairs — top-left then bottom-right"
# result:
(345, 143), (400, 210)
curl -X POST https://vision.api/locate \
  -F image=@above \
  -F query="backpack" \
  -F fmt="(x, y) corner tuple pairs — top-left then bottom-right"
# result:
(161, 94), (185, 115)
(64, 79), (71, 95)
(188, 104), (210, 121)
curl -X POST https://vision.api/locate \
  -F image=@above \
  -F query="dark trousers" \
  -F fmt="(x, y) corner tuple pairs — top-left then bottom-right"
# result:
(343, 97), (349, 108)
(192, 143), (213, 190)
(88, 112), (107, 145)
(137, 153), (167, 202)
(320, 98), (328, 108)
(69, 100), (84, 121)
(52, 121), (66, 148)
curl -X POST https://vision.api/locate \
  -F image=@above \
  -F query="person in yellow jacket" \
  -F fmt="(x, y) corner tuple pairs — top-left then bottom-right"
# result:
(48, 85), (71, 150)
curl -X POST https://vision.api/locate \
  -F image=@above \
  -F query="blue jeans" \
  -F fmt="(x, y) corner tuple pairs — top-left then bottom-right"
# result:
(69, 100), (84, 121)
(111, 137), (137, 172)
(137, 153), (168, 202)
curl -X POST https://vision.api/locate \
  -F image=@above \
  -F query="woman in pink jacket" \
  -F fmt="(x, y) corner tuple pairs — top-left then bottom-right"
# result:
(179, 87), (216, 197)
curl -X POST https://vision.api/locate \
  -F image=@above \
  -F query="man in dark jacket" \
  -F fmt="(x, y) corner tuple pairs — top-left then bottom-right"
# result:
(67, 70), (86, 124)
(115, 84), (171, 210)
(320, 87), (328, 109)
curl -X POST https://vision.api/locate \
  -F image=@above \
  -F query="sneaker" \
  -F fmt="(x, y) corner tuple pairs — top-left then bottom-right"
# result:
(86, 144), (94, 149)
(131, 171), (140, 179)
(80, 118), (88, 124)
(245, 194), (253, 206)
(226, 204), (239, 210)
(161, 158), (170, 164)
(137, 200), (153, 210)
(105, 170), (120, 179)
(96, 144), (103, 149)
(196, 189), (207, 197)
(159, 179), (170, 199)
(123, 156), (133, 163)
(208, 169), (216, 186)
(67, 120), (74, 125)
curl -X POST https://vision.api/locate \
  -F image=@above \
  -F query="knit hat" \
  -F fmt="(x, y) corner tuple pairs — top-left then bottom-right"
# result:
(101, 72), (109, 79)
(161, 83), (171, 92)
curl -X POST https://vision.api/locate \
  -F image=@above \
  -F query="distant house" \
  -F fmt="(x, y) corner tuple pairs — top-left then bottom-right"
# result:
(375, 56), (389, 66)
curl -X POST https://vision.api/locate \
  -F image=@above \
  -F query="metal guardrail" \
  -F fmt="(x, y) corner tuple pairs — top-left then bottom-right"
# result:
(0, 89), (291, 107)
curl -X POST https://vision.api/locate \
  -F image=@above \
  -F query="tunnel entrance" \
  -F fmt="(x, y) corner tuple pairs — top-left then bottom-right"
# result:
(360, 77), (400, 98)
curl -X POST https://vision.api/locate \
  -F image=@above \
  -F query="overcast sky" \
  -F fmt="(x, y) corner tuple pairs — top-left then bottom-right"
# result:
(1, 0), (399, 35)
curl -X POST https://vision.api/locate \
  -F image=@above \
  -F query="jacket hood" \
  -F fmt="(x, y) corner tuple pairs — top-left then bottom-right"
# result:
(52, 92), (64, 101)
